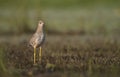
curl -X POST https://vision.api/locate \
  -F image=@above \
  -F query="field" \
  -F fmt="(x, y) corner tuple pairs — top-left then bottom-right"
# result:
(0, 34), (120, 77)
(0, 0), (120, 77)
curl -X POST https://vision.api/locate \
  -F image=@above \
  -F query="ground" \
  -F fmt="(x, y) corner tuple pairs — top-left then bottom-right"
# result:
(0, 34), (120, 77)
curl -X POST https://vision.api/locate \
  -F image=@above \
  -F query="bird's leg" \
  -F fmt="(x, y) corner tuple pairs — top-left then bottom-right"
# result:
(34, 46), (36, 65)
(39, 46), (42, 63)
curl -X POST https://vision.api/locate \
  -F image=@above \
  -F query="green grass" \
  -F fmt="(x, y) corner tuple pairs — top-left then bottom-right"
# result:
(0, 48), (8, 77)
(0, 8), (120, 35)
(0, 0), (120, 8)
(0, 0), (120, 35)
(0, 49), (5, 70)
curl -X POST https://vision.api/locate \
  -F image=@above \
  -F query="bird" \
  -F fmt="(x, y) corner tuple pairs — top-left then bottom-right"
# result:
(29, 20), (45, 65)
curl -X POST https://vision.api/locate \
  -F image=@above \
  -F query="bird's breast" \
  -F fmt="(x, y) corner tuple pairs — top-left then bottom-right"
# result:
(29, 33), (45, 48)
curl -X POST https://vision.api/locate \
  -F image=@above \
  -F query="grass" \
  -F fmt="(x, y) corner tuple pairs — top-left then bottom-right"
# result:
(0, 35), (119, 77)
(0, 49), (5, 74)
(0, 8), (120, 35)
(0, 0), (120, 8)
(0, 0), (120, 35)
(0, 48), (10, 77)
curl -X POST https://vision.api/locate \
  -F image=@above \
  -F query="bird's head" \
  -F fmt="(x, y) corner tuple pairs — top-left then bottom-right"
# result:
(38, 20), (44, 27)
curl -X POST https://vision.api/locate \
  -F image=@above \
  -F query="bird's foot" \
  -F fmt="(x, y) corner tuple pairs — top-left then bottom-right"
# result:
(33, 63), (37, 66)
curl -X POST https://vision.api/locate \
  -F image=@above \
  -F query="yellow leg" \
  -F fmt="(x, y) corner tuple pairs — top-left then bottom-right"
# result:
(39, 47), (42, 63)
(34, 47), (36, 65)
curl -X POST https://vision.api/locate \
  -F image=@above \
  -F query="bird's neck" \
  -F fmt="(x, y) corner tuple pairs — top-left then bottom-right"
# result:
(36, 26), (44, 33)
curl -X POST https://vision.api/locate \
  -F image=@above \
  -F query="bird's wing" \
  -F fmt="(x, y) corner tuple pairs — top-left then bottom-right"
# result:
(29, 34), (38, 47)
(37, 34), (45, 44)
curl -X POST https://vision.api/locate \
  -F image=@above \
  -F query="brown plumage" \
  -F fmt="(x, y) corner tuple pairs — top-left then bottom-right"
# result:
(29, 20), (45, 65)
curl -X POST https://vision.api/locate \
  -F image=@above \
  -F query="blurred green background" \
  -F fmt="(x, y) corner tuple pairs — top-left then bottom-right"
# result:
(0, 0), (120, 35)
(0, 0), (120, 77)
